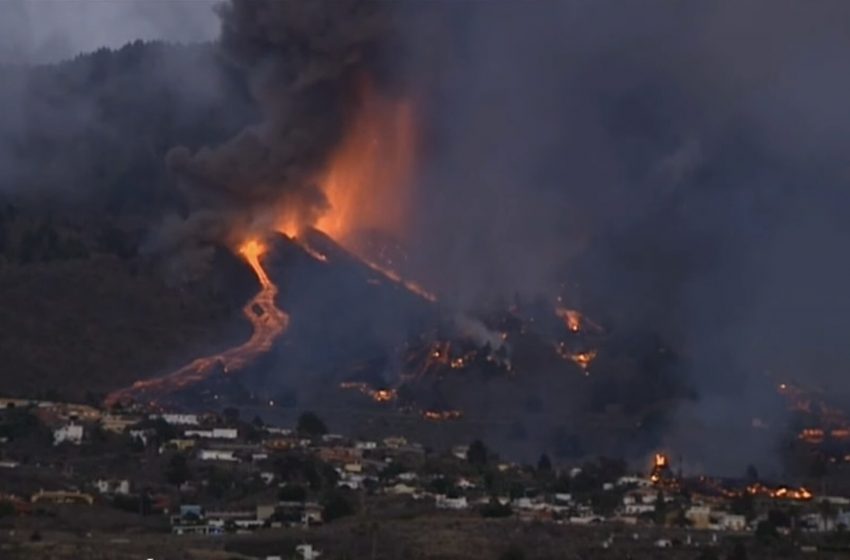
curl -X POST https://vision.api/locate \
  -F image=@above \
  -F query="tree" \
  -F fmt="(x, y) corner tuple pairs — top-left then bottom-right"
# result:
(728, 542), (748, 560)
(150, 418), (177, 442)
(654, 490), (668, 526)
(745, 464), (759, 483)
(322, 491), (355, 522)
(499, 545), (525, 560)
(755, 520), (778, 542)
(767, 508), (791, 528)
(297, 412), (328, 437)
(222, 407), (240, 424)
(278, 484), (307, 503)
(0, 501), (15, 518)
(165, 454), (190, 485)
(467, 439), (488, 467)
(537, 453), (552, 473)
(480, 499), (512, 518)
(819, 499), (836, 531)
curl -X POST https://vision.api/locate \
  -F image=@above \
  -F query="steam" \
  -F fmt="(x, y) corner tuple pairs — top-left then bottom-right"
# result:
(454, 314), (504, 351)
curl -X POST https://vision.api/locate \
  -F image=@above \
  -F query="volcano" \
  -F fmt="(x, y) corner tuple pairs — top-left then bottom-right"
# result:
(102, 228), (693, 461)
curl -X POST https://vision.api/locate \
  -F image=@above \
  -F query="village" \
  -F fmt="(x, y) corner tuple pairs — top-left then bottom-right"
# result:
(2, 396), (850, 559)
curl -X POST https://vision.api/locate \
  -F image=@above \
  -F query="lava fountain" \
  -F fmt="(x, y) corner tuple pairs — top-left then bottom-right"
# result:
(284, 77), (435, 301)
(104, 239), (288, 407)
(315, 77), (417, 243)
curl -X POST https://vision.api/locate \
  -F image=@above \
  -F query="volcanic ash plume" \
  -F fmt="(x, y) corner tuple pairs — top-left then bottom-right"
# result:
(165, 0), (400, 247)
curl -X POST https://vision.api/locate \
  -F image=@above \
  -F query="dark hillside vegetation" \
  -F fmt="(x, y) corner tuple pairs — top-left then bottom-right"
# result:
(0, 41), (258, 401)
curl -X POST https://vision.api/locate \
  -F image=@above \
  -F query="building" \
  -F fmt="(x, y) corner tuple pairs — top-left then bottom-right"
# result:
(160, 413), (200, 426)
(686, 505), (712, 529)
(31, 490), (94, 505)
(185, 428), (238, 440)
(295, 544), (322, 560)
(436, 495), (468, 510)
(94, 479), (131, 495)
(100, 414), (141, 433)
(199, 449), (237, 462)
(387, 483), (417, 495)
(717, 513), (747, 532)
(53, 424), (84, 445)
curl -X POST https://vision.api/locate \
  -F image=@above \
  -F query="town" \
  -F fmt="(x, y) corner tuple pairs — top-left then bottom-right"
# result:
(1, 397), (850, 559)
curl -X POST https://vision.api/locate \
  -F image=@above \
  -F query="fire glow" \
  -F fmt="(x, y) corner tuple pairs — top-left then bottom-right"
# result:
(274, 77), (435, 302)
(315, 78), (417, 243)
(339, 381), (398, 403)
(108, 75), (436, 407)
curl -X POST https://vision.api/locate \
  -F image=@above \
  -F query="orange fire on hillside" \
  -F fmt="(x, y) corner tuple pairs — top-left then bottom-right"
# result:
(555, 306), (603, 334)
(650, 452), (671, 484)
(105, 239), (288, 407)
(107, 75), (436, 407)
(339, 381), (398, 403)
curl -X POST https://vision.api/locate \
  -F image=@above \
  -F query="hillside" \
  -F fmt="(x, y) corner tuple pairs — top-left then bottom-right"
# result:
(0, 41), (260, 402)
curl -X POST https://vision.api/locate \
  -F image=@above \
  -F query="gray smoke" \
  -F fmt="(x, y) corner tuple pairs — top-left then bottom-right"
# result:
(391, 0), (850, 473)
(166, 0), (401, 245)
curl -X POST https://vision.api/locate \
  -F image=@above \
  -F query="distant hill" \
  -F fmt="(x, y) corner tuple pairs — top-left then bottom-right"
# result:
(0, 40), (256, 221)
(0, 41), (260, 402)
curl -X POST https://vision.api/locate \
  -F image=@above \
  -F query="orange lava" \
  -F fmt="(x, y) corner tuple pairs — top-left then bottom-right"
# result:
(105, 239), (288, 407)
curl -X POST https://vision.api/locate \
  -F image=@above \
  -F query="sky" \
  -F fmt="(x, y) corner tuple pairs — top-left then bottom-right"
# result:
(0, 0), (220, 64)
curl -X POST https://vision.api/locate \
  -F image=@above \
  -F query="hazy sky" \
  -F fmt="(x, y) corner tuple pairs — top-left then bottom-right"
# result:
(0, 0), (220, 65)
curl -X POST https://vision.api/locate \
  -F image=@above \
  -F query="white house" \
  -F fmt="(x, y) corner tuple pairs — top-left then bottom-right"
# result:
(451, 445), (469, 460)
(387, 483), (417, 495)
(185, 428), (238, 440)
(199, 449), (237, 462)
(617, 475), (652, 487)
(53, 424), (83, 445)
(717, 513), (747, 532)
(436, 495), (468, 510)
(296, 544), (322, 560)
(95, 479), (131, 495)
(624, 503), (655, 515)
(338, 473), (365, 490)
(554, 493), (573, 504)
(159, 413), (200, 426)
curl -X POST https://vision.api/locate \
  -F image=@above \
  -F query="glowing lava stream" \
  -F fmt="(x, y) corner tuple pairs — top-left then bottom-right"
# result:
(104, 240), (288, 407)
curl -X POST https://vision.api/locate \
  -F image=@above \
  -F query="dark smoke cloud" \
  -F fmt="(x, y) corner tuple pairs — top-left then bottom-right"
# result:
(392, 1), (850, 472)
(167, 0), (400, 244)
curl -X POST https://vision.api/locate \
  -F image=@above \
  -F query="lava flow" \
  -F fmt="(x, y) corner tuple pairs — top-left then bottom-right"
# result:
(104, 239), (288, 407)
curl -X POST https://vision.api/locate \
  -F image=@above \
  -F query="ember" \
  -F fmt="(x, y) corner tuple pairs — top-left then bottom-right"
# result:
(422, 410), (463, 422)
(650, 452), (671, 484)
(338, 382), (397, 404)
